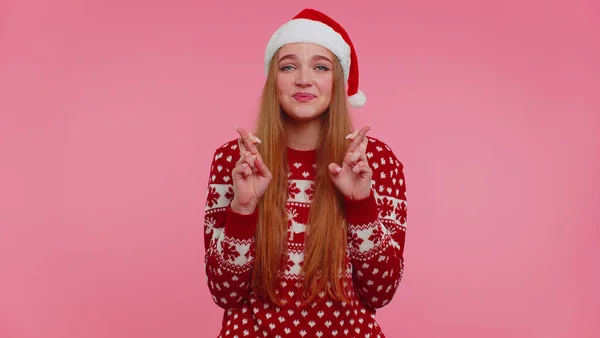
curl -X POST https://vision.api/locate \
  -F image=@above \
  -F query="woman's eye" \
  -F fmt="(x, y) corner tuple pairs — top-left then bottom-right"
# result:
(279, 65), (294, 71)
(315, 65), (330, 71)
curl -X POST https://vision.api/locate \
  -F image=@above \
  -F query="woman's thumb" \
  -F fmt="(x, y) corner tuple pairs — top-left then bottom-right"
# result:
(328, 163), (342, 178)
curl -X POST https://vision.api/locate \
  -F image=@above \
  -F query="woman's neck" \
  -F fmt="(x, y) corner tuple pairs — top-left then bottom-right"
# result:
(283, 116), (323, 151)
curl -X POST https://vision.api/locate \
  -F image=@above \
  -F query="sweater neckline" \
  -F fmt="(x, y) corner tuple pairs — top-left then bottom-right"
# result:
(286, 146), (317, 163)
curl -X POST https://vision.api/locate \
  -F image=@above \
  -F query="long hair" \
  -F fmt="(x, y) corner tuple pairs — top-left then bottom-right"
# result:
(251, 48), (354, 306)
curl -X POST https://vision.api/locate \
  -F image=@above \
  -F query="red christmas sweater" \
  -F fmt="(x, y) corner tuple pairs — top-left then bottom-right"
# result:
(203, 136), (407, 338)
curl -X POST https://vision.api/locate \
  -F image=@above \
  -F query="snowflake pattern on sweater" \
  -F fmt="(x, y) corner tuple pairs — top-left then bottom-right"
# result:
(203, 136), (407, 338)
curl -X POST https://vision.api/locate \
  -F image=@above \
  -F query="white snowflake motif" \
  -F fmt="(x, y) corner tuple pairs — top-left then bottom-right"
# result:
(287, 252), (304, 275)
(232, 243), (251, 266)
(355, 227), (377, 253)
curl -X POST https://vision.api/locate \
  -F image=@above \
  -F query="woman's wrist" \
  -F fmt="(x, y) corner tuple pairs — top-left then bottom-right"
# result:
(230, 199), (257, 215)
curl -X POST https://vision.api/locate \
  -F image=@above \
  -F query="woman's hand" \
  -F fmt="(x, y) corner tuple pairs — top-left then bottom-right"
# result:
(230, 127), (272, 214)
(328, 126), (373, 200)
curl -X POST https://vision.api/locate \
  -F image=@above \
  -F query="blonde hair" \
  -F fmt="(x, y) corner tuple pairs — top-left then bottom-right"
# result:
(251, 48), (355, 306)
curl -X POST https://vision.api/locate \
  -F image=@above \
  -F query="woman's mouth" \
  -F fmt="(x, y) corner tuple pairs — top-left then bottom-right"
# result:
(293, 93), (316, 102)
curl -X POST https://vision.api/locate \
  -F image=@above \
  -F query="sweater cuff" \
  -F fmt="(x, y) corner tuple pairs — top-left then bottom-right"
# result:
(344, 191), (379, 225)
(224, 205), (258, 240)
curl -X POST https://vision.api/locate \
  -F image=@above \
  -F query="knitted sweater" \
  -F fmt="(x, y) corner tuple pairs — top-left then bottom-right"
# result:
(203, 136), (407, 338)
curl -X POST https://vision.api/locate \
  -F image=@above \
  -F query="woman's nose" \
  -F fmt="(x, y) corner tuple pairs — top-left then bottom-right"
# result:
(295, 67), (312, 86)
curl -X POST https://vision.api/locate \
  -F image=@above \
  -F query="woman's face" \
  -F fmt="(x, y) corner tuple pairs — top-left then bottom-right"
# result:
(276, 43), (334, 122)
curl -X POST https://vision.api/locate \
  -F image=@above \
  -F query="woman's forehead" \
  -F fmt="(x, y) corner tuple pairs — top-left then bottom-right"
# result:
(278, 43), (333, 59)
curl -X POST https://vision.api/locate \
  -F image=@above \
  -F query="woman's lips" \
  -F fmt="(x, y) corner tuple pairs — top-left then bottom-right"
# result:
(293, 93), (316, 102)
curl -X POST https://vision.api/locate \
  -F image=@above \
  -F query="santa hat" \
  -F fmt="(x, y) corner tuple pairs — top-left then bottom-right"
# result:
(264, 8), (366, 108)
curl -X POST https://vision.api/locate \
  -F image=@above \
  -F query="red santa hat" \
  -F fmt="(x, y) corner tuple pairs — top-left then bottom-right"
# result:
(264, 8), (367, 108)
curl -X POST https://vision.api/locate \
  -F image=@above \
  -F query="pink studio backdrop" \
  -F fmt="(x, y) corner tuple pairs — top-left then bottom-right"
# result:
(1, 0), (599, 337)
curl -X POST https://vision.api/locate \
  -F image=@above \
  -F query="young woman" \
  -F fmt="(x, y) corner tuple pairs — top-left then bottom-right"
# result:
(203, 8), (407, 338)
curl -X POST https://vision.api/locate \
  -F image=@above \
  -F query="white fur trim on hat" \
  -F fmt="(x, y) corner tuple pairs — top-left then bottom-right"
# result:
(348, 90), (366, 107)
(264, 18), (351, 80)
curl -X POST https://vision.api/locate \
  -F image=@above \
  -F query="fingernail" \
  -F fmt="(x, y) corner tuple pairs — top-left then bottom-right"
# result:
(334, 166), (342, 173)
(253, 135), (262, 143)
(345, 132), (355, 139)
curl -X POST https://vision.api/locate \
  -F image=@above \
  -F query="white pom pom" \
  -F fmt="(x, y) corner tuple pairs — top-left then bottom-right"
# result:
(348, 90), (366, 107)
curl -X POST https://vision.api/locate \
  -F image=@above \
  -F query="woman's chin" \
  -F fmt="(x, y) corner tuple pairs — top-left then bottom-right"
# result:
(283, 106), (327, 122)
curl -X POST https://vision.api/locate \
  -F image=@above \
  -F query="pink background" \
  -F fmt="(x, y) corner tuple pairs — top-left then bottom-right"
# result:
(1, 0), (599, 337)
